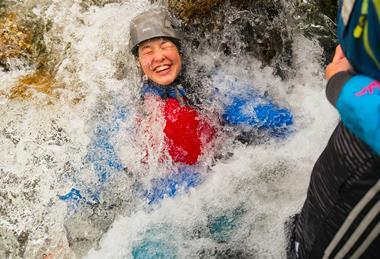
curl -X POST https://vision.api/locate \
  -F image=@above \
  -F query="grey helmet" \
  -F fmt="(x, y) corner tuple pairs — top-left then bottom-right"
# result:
(129, 8), (182, 56)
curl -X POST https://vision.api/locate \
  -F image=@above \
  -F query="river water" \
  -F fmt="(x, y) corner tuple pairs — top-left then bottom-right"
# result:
(0, 0), (339, 258)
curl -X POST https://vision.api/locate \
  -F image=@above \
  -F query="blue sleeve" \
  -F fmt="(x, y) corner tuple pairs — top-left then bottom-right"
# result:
(210, 70), (293, 137)
(327, 72), (380, 155)
(222, 92), (293, 137)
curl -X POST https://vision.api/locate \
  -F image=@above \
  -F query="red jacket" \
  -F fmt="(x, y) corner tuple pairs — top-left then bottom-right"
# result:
(139, 83), (215, 165)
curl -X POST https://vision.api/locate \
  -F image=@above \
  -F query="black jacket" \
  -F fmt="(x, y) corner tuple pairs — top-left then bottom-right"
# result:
(288, 72), (380, 258)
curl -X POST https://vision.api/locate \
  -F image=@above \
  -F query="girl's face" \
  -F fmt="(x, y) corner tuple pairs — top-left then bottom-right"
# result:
(138, 38), (182, 86)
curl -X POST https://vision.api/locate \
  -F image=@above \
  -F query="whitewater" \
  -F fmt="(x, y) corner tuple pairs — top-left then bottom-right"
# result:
(0, 0), (338, 258)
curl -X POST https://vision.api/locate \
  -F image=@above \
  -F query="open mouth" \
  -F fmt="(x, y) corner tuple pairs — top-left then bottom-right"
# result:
(154, 64), (171, 73)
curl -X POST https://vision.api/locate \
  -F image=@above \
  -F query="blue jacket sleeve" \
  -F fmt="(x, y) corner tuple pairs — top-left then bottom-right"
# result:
(222, 92), (293, 137)
(211, 70), (293, 137)
(326, 71), (380, 155)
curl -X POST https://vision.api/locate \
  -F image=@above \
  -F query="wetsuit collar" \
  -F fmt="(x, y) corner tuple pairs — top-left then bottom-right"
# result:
(141, 80), (186, 99)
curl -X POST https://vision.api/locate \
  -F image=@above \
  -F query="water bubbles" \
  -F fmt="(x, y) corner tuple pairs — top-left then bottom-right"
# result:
(0, 0), (338, 258)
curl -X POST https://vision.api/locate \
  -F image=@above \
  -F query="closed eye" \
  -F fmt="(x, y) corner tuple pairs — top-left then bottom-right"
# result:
(141, 46), (153, 56)
(161, 41), (175, 49)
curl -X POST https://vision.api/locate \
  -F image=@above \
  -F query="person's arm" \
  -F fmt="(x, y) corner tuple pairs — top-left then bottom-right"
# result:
(326, 46), (380, 155)
(222, 92), (293, 138)
(211, 71), (293, 138)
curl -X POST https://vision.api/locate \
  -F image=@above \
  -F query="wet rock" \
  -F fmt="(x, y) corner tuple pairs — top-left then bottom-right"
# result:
(317, 0), (338, 22)
(0, 10), (66, 101)
(157, 0), (223, 24)
(0, 13), (33, 66)
(293, 0), (338, 64)
(8, 70), (60, 100)
(0, 9), (49, 69)
(17, 231), (29, 257)
(153, 0), (294, 78)
(152, 0), (336, 78)
(79, 0), (124, 10)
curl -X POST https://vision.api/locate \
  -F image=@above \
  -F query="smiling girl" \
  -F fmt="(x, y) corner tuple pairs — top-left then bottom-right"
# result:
(129, 8), (293, 166)
(129, 8), (215, 165)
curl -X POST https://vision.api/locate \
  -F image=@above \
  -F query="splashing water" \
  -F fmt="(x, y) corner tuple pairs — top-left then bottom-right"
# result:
(0, 0), (339, 258)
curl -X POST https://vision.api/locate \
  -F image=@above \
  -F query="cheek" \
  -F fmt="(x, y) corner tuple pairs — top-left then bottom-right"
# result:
(140, 59), (152, 72)
(163, 49), (180, 62)
(167, 52), (181, 69)
(171, 53), (180, 64)
(174, 56), (182, 73)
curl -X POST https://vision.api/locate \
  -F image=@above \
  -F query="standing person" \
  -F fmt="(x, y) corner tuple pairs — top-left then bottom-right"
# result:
(287, 0), (380, 258)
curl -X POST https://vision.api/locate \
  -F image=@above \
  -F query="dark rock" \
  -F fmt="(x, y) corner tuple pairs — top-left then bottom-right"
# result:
(293, 0), (338, 65)
(152, 0), (294, 78)
(152, 0), (337, 78)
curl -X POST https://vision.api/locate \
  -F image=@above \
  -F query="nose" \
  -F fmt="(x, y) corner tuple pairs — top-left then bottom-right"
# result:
(152, 48), (165, 62)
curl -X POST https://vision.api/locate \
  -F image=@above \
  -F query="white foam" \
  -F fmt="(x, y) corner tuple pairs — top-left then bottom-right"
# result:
(0, 1), (338, 258)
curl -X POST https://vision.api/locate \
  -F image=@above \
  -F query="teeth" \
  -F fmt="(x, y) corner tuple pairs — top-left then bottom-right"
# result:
(155, 65), (169, 72)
